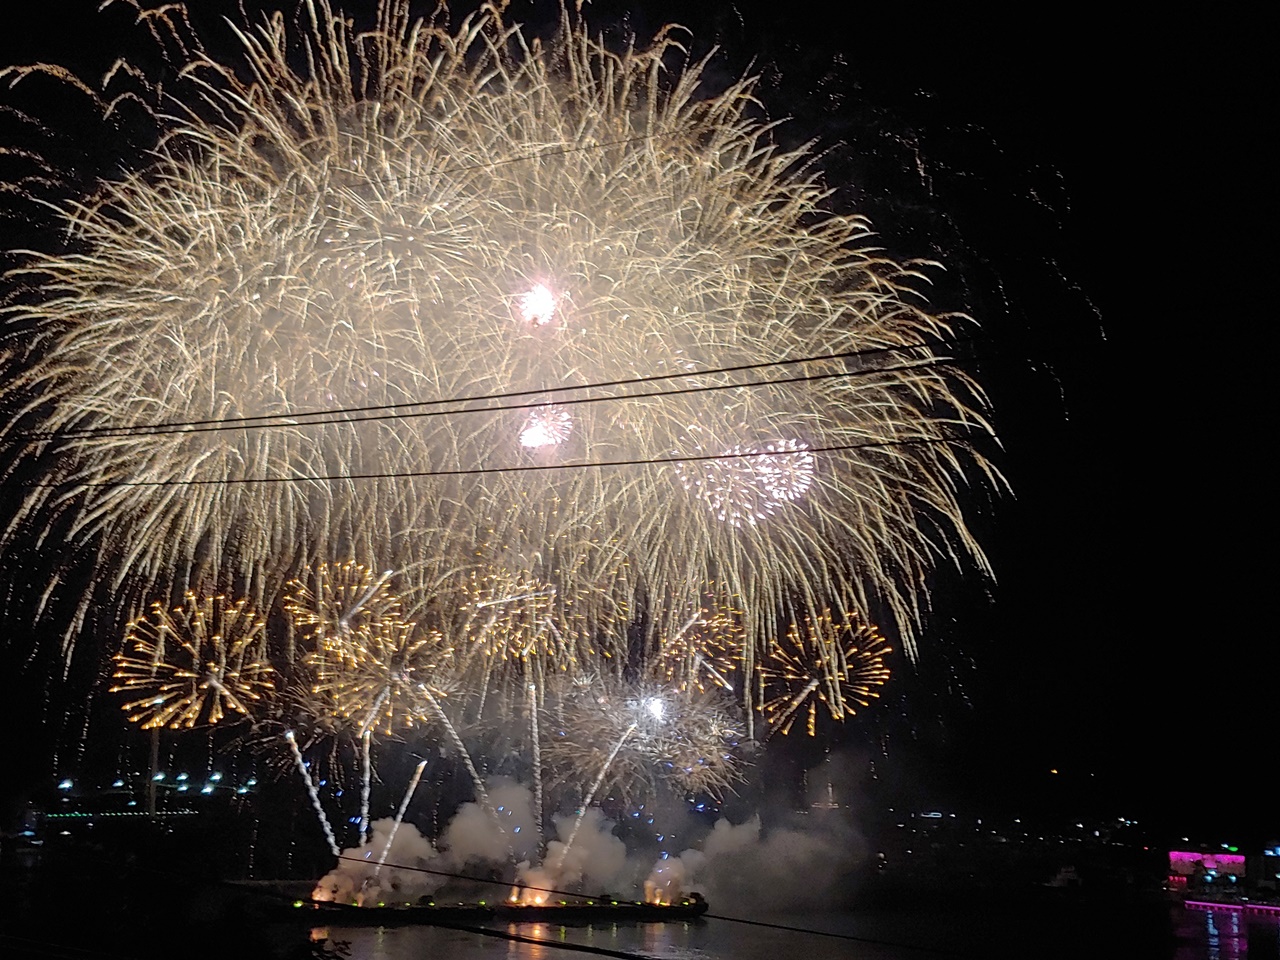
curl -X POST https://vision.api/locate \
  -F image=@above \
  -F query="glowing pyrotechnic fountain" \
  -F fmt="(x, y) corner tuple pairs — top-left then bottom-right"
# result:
(359, 730), (372, 846)
(285, 730), (340, 857)
(759, 609), (891, 736)
(110, 593), (273, 729)
(528, 682), (544, 849)
(519, 406), (573, 448)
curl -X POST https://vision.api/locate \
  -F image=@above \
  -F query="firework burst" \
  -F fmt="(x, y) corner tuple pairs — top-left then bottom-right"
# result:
(284, 561), (402, 648)
(544, 671), (746, 807)
(309, 617), (453, 735)
(110, 592), (273, 729)
(648, 689), (745, 798)
(0, 0), (997, 676)
(652, 584), (742, 694)
(674, 436), (816, 528)
(759, 609), (892, 736)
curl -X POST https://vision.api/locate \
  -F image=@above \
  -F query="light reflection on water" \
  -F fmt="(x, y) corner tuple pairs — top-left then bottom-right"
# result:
(313, 902), (1280, 960)
(1173, 905), (1280, 960)
(319, 915), (878, 960)
(317, 912), (959, 960)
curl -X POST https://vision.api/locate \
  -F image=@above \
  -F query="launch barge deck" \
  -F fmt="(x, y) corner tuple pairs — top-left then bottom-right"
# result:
(278, 894), (709, 926)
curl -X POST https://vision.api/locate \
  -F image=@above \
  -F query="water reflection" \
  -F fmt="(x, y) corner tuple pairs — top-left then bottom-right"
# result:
(1175, 905), (1278, 960)
(314, 903), (1280, 959)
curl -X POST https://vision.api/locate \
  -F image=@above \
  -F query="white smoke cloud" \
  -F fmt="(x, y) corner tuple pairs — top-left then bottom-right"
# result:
(312, 757), (867, 912)
(311, 817), (443, 906)
(513, 807), (628, 902)
(439, 779), (540, 867)
(647, 812), (866, 910)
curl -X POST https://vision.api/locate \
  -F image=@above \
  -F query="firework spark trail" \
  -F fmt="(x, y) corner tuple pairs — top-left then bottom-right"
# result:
(528, 681), (544, 849)
(417, 684), (494, 819)
(551, 723), (637, 874)
(0, 0), (998, 685)
(358, 688), (389, 737)
(359, 729), (372, 846)
(693, 652), (735, 692)
(375, 758), (427, 876)
(766, 678), (820, 737)
(342, 569), (395, 633)
(285, 730), (340, 857)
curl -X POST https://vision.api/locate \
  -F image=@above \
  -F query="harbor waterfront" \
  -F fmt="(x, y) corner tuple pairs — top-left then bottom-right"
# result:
(6, 807), (1278, 959)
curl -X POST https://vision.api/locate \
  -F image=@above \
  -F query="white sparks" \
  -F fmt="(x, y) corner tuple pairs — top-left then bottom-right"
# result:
(518, 284), (557, 325)
(520, 406), (572, 448)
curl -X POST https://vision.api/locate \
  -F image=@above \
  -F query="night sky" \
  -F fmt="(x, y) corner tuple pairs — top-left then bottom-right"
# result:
(0, 2), (1267, 845)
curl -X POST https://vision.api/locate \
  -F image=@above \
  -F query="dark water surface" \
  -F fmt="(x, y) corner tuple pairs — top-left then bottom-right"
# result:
(312, 900), (1280, 959)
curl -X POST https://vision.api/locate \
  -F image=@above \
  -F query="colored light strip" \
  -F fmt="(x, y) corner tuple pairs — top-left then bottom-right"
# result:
(45, 809), (198, 818)
(1185, 900), (1280, 915)
(1170, 851), (1246, 869)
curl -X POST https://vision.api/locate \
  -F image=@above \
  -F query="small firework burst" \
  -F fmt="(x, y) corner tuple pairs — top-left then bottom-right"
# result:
(519, 406), (573, 448)
(649, 688), (744, 798)
(653, 585), (743, 693)
(110, 592), (273, 729)
(309, 617), (453, 734)
(283, 561), (402, 649)
(517, 283), (558, 326)
(759, 609), (891, 736)
(544, 673), (745, 805)
(675, 438), (816, 528)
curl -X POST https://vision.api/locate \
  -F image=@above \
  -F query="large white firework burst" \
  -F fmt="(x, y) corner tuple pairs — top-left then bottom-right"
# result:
(0, 0), (998, 690)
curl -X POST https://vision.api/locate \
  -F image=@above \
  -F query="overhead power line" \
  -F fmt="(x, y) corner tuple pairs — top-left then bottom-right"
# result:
(13, 338), (973, 442)
(18, 435), (974, 490)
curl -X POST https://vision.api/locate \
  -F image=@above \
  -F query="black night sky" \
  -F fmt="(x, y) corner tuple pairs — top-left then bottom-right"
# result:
(0, 0), (1268, 851)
